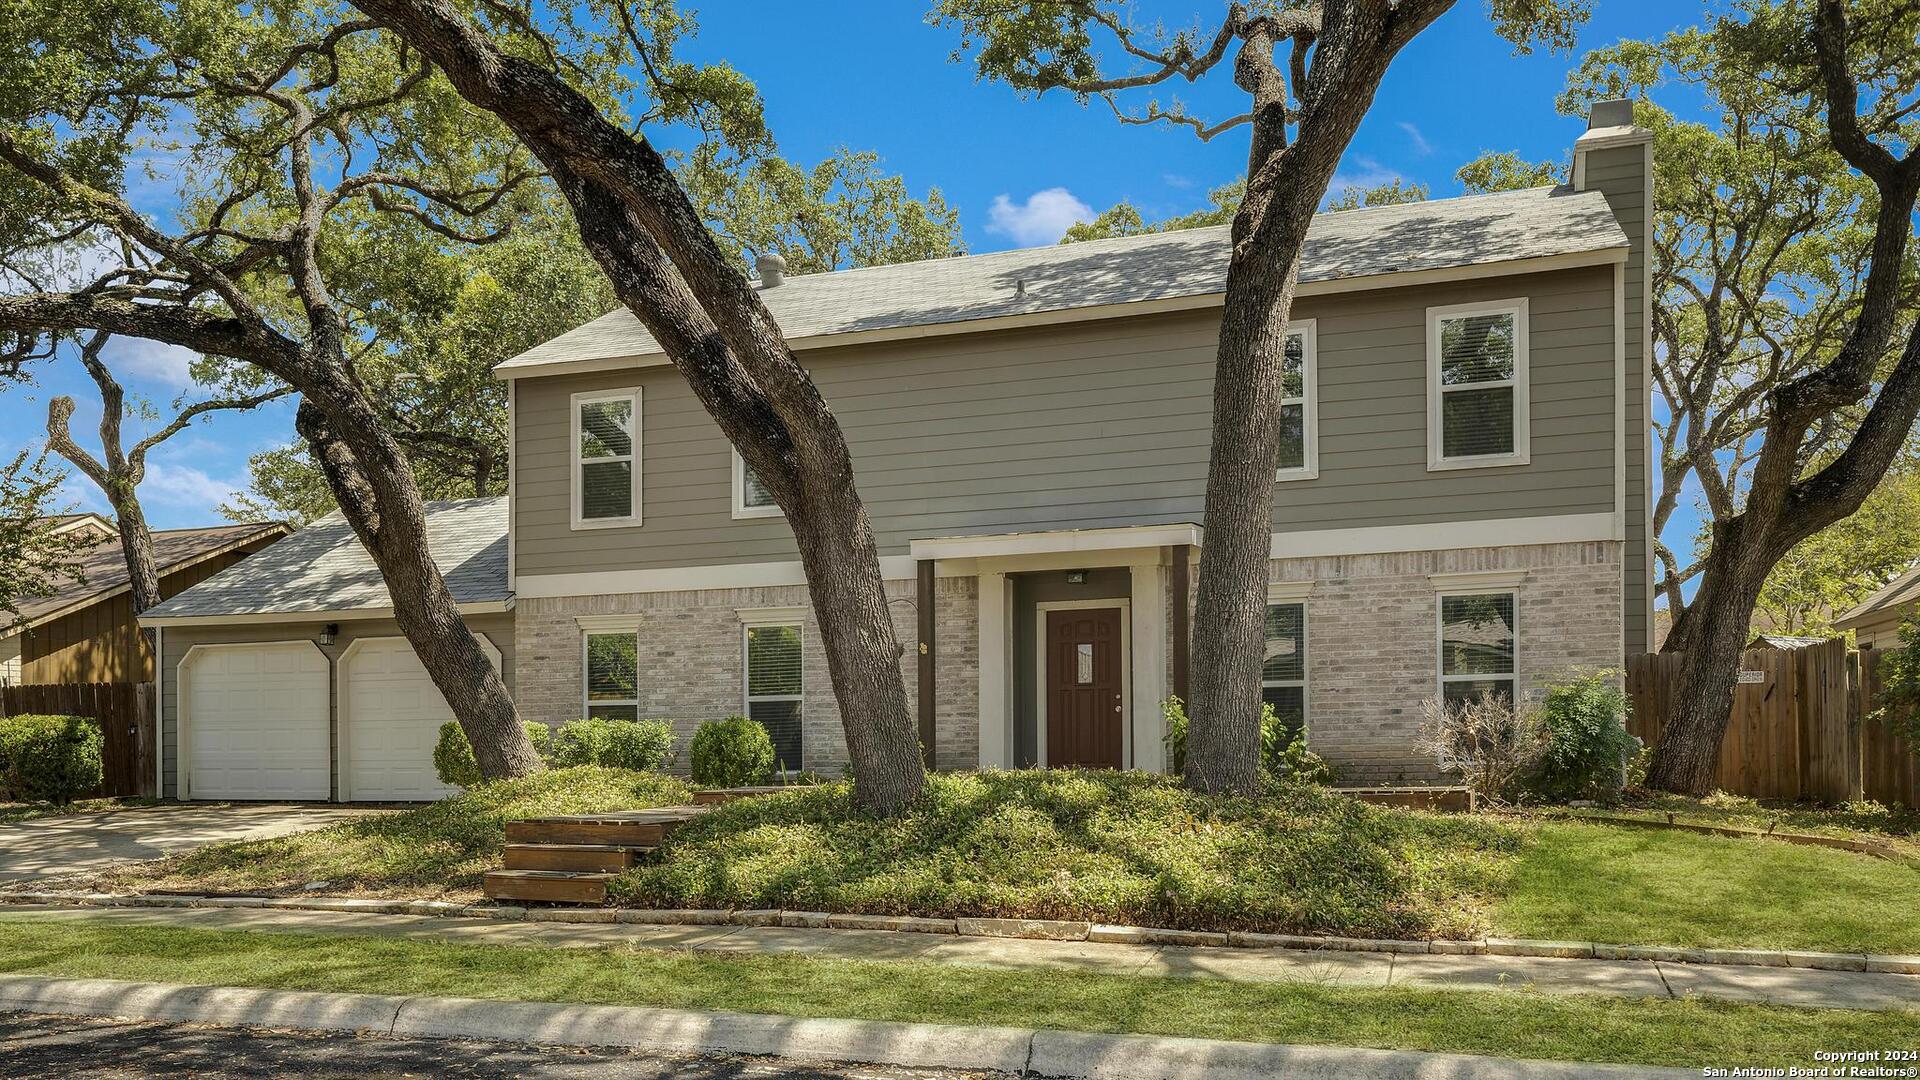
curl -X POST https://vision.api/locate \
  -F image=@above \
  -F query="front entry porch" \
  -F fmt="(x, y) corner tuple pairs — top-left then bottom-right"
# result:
(909, 523), (1201, 773)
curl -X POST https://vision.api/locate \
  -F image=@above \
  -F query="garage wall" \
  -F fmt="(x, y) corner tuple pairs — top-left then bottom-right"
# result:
(157, 612), (514, 800)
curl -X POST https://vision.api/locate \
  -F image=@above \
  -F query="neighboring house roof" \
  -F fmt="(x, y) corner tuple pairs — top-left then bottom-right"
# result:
(48, 513), (116, 540)
(4, 522), (289, 635)
(1746, 634), (1832, 651)
(498, 185), (1631, 377)
(141, 497), (509, 624)
(1834, 562), (1920, 630)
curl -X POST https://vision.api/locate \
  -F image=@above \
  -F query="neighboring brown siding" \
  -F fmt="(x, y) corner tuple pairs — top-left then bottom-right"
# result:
(20, 547), (262, 683)
(513, 266), (1623, 577)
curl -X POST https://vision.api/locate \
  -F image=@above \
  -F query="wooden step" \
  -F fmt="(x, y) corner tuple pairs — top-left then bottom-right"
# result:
(692, 786), (789, 805)
(505, 819), (677, 847)
(503, 843), (649, 873)
(482, 869), (611, 904)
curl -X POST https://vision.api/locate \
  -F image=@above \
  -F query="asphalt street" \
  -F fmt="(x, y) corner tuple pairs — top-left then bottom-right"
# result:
(0, 1011), (1008, 1079)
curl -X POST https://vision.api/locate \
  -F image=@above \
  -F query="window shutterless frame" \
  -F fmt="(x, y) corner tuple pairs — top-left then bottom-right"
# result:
(570, 387), (642, 530)
(1434, 588), (1519, 706)
(1426, 298), (1529, 470)
(741, 615), (804, 772)
(731, 448), (783, 520)
(1261, 598), (1309, 737)
(1275, 320), (1318, 482)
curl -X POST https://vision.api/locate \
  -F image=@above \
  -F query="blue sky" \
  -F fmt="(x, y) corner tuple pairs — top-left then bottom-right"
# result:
(0, 0), (1701, 588)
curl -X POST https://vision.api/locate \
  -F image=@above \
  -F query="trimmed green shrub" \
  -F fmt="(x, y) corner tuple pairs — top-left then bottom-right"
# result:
(1530, 672), (1633, 802)
(551, 717), (674, 771)
(1161, 696), (1336, 786)
(689, 716), (774, 787)
(0, 714), (104, 804)
(432, 721), (552, 789)
(1872, 616), (1920, 749)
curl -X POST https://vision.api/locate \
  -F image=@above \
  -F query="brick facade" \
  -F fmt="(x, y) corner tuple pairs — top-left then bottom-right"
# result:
(515, 576), (978, 774)
(517, 540), (1620, 785)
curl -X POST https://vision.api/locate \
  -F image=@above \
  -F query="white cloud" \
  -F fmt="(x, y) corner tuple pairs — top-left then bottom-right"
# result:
(1162, 173), (1195, 189)
(140, 460), (244, 512)
(102, 337), (199, 392)
(985, 188), (1095, 246)
(1397, 121), (1433, 157)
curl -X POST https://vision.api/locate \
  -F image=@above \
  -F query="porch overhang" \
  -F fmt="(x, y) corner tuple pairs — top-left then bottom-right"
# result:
(908, 523), (1202, 565)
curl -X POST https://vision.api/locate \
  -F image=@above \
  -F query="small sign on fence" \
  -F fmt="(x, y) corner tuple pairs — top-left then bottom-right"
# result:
(1735, 669), (1766, 684)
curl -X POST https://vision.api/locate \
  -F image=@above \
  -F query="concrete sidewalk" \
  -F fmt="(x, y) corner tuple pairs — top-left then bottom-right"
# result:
(0, 973), (1690, 1079)
(5, 903), (1917, 1013)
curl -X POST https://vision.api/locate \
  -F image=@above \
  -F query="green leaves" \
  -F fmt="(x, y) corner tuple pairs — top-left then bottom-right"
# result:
(0, 451), (91, 625)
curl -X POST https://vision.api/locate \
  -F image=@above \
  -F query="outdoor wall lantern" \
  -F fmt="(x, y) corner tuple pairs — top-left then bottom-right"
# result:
(1066, 570), (1088, 585)
(320, 623), (339, 646)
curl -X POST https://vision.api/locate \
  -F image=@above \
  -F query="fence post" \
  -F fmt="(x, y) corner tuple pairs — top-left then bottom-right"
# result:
(1844, 652), (1866, 804)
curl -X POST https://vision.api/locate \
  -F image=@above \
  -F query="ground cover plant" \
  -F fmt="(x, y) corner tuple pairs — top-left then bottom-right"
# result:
(616, 770), (1516, 939)
(0, 920), (1910, 1071)
(82, 767), (689, 900)
(0, 796), (159, 826)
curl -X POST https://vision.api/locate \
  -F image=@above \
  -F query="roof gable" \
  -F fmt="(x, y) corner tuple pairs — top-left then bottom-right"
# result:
(6, 523), (289, 632)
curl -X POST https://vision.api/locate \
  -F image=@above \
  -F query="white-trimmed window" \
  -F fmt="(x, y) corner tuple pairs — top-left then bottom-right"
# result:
(731, 449), (782, 519)
(1437, 591), (1517, 710)
(583, 631), (639, 720)
(1276, 321), (1317, 481)
(572, 388), (641, 527)
(1262, 599), (1307, 737)
(743, 616), (803, 770)
(1427, 299), (1529, 469)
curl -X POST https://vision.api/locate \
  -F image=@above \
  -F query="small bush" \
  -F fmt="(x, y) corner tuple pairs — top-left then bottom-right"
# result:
(1162, 696), (1336, 786)
(432, 721), (553, 789)
(0, 714), (104, 804)
(550, 717), (674, 772)
(1532, 672), (1633, 801)
(689, 716), (774, 787)
(1872, 616), (1920, 749)
(1417, 691), (1542, 806)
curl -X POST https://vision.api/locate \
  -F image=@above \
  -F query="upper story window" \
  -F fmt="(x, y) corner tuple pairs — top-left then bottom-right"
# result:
(572, 388), (641, 529)
(731, 449), (782, 519)
(1427, 299), (1529, 470)
(1438, 590), (1517, 709)
(1276, 321), (1317, 481)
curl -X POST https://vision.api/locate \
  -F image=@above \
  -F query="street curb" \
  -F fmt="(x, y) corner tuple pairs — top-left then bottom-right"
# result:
(2, 891), (1915, 976)
(0, 973), (1689, 1079)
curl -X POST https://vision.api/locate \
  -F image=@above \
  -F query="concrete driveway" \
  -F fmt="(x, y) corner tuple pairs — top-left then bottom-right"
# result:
(0, 804), (387, 882)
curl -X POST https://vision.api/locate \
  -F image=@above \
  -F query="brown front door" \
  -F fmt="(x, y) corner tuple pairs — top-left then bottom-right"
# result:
(1045, 607), (1124, 769)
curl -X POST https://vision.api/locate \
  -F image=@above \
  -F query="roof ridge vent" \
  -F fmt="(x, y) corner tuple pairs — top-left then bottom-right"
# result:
(755, 251), (787, 288)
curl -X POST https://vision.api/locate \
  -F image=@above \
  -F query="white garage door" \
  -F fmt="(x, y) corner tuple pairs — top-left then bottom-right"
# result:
(341, 638), (481, 802)
(184, 643), (330, 800)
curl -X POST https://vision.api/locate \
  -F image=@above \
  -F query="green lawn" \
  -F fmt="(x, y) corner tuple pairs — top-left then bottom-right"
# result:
(1548, 792), (1920, 854)
(88, 767), (689, 899)
(0, 920), (1907, 1071)
(615, 770), (1518, 940)
(1493, 820), (1920, 953)
(0, 797), (162, 826)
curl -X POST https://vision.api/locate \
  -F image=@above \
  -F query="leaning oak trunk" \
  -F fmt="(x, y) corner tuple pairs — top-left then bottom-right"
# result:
(297, 397), (544, 781)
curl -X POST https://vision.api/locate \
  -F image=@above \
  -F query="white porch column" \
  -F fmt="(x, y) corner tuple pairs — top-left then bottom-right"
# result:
(976, 570), (1013, 769)
(1129, 561), (1169, 773)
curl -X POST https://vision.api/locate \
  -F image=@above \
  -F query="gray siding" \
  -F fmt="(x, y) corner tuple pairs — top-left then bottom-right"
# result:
(157, 612), (514, 800)
(513, 267), (1622, 576)
(1583, 142), (1653, 654)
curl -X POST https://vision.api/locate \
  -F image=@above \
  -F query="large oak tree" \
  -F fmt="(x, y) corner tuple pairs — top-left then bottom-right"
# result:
(347, 0), (941, 811)
(932, 0), (1586, 792)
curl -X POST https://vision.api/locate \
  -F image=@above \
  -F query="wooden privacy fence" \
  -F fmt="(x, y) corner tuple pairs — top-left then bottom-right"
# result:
(1626, 641), (1920, 806)
(0, 682), (156, 798)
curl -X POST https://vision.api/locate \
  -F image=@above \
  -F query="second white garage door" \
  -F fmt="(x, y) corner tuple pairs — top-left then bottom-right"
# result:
(340, 637), (496, 802)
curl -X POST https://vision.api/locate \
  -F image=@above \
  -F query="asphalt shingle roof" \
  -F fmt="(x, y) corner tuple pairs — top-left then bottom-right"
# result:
(1836, 562), (1920, 628)
(141, 497), (508, 620)
(499, 185), (1629, 373)
(9, 523), (286, 629)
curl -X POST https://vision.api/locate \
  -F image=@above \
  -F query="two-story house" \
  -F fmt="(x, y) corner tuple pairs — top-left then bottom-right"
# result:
(142, 101), (1651, 799)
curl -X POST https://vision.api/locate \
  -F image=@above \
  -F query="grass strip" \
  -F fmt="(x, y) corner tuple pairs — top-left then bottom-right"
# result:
(0, 919), (1910, 1071)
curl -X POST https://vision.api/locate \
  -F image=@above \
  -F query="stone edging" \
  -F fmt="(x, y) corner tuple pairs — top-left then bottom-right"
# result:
(4, 890), (1915, 976)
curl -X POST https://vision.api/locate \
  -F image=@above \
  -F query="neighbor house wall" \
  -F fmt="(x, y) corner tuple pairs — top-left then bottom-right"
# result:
(21, 548), (266, 684)
(511, 266), (1623, 581)
(157, 612), (514, 799)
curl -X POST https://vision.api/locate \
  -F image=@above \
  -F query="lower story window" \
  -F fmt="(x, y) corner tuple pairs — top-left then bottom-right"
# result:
(745, 622), (803, 770)
(1262, 601), (1306, 737)
(585, 632), (639, 720)
(1439, 592), (1516, 708)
